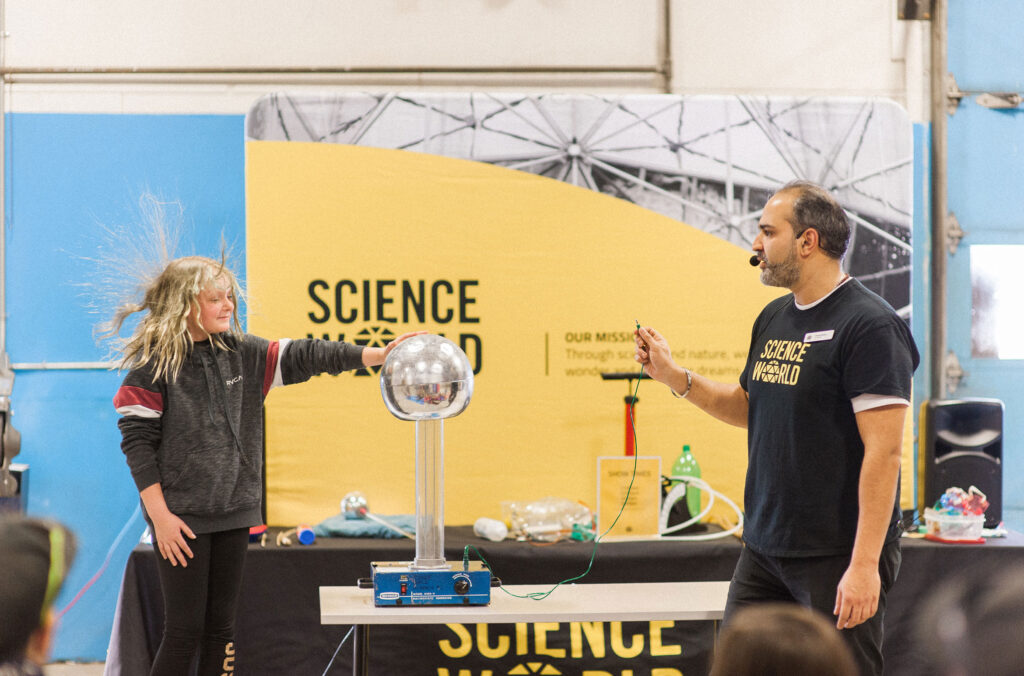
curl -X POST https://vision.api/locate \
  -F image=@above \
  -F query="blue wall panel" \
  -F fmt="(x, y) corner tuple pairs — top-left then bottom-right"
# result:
(5, 112), (246, 659)
(949, 0), (1024, 93)
(947, 0), (1024, 519)
(911, 121), (931, 508)
(5, 113), (247, 360)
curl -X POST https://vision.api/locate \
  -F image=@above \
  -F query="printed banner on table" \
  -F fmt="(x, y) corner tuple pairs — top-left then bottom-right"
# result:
(368, 620), (715, 675)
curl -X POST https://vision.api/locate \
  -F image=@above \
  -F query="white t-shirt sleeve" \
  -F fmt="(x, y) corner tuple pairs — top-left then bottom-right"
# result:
(851, 392), (910, 413)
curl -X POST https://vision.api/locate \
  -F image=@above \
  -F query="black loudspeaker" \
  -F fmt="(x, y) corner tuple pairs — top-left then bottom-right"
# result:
(922, 399), (1003, 528)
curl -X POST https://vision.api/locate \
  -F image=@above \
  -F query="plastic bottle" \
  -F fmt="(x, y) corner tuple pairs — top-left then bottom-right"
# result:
(671, 445), (702, 518)
(296, 524), (316, 545)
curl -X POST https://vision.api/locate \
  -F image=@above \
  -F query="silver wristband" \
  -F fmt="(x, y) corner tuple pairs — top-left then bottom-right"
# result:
(670, 368), (692, 399)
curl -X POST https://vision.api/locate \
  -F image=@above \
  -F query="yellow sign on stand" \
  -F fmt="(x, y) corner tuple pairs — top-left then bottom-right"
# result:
(597, 456), (662, 538)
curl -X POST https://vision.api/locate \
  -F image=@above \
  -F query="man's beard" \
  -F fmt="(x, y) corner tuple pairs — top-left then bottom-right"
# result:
(760, 242), (800, 288)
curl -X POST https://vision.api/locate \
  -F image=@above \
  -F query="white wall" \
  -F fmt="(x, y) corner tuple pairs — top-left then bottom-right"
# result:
(4, 1), (661, 70)
(672, 1), (926, 106)
(1, 0), (929, 119)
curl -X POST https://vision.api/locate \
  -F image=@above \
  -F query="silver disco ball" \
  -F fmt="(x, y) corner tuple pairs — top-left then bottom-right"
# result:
(380, 335), (473, 420)
(340, 491), (368, 519)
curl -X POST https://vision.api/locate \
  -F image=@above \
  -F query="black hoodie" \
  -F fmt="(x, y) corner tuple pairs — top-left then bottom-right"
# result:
(114, 334), (364, 533)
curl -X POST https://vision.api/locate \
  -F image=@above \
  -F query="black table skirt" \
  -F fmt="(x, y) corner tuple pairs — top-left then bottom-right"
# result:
(104, 526), (1024, 675)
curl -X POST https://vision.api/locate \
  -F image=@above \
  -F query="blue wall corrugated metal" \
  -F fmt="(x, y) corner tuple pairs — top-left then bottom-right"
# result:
(911, 121), (931, 498)
(945, 0), (1024, 519)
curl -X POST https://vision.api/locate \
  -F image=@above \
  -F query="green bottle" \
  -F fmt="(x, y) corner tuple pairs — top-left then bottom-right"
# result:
(671, 445), (702, 518)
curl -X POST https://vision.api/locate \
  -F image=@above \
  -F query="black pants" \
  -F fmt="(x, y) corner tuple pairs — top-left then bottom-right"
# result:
(150, 527), (249, 676)
(723, 539), (901, 676)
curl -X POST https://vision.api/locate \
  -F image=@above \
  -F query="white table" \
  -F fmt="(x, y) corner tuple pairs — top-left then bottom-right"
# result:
(320, 581), (730, 675)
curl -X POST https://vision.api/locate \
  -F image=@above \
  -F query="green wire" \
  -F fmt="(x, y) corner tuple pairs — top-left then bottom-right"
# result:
(464, 367), (644, 600)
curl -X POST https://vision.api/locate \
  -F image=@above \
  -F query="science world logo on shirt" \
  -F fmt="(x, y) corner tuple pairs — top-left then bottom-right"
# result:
(751, 359), (799, 385)
(751, 338), (809, 386)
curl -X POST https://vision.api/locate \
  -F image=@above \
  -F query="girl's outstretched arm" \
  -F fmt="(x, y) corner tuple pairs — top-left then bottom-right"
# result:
(360, 331), (427, 367)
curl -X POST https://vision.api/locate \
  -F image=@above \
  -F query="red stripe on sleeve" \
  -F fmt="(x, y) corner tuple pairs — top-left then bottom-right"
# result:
(263, 340), (281, 397)
(112, 385), (163, 413)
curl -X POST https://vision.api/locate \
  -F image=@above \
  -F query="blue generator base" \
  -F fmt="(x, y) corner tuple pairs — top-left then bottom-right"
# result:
(371, 561), (492, 606)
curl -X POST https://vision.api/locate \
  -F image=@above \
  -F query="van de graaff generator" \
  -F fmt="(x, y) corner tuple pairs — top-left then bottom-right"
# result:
(364, 334), (496, 606)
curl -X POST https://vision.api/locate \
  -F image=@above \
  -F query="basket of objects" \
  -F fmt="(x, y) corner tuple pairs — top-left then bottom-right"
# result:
(924, 486), (988, 544)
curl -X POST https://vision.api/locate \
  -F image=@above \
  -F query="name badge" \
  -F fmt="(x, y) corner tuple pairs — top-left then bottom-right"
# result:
(804, 329), (835, 343)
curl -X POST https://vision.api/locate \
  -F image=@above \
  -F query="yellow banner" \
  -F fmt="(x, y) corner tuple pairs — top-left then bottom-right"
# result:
(246, 141), (782, 526)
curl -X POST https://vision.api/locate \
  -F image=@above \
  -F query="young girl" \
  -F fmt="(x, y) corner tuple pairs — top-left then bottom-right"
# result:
(109, 255), (417, 675)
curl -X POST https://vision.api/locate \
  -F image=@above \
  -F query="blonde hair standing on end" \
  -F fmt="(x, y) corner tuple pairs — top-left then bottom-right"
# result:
(105, 255), (244, 382)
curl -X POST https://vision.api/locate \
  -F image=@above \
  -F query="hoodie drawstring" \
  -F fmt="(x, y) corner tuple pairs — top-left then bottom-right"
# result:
(197, 348), (248, 466)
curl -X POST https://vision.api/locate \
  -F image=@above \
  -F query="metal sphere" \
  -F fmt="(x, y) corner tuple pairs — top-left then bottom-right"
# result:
(379, 334), (474, 420)
(340, 491), (368, 519)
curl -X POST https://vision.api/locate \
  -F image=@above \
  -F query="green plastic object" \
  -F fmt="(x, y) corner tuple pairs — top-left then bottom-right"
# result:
(671, 444), (702, 518)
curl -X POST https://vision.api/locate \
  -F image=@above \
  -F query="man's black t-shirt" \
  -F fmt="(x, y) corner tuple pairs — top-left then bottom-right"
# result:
(739, 278), (919, 557)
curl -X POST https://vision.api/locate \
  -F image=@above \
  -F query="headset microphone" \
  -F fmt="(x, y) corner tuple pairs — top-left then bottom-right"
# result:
(749, 255), (761, 266)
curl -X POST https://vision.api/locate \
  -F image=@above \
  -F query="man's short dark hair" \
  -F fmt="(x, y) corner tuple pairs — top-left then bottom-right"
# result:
(780, 180), (850, 260)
